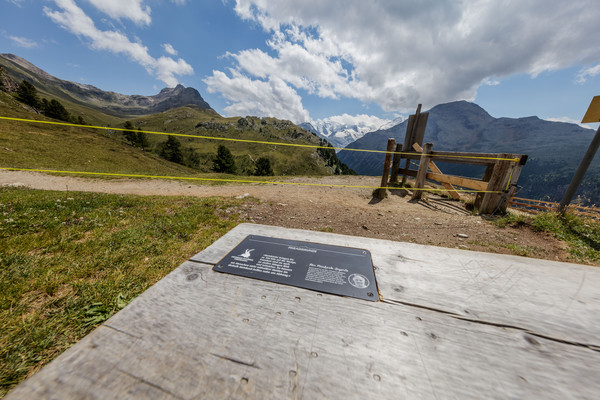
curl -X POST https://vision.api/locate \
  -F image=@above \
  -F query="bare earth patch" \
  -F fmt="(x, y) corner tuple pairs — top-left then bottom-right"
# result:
(1, 170), (578, 264)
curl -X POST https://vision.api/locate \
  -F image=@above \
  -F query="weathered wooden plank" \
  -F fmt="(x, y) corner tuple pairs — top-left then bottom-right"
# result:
(191, 224), (600, 345)
(426, 172), (488, 191)
(9, 258), (600, 399)
(402, 151), (507, 166)
(8, 224), (600, 399)
(474, 164), (495, 209)
(510, 201), (554, 211)
(413, 143), (460, 200)
(374, 138), (395, 199)
(480, 154), (513, 214)
(388, 143), (403, 184)
(412, 142), (433, 200)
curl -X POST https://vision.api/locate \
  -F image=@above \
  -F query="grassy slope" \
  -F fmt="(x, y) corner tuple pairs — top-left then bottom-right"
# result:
(132, 109), (332, 176)
(0, 57), (125, 127)
(0, 92), (197, 176)
(0, 92), (335, 178)
(1, 54), (337, 177)
(0, 187), (249, 397)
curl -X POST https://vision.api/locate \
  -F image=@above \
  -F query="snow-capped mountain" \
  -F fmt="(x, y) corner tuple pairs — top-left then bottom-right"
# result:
(300, 114), (401, 149)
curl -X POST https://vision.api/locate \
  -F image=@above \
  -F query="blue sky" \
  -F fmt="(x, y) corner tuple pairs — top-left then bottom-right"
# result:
(2, 0), (600, 130)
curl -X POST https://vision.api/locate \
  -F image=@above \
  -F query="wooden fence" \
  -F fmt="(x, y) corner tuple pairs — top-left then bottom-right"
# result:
(376, 137), (528, 215)
(509, 197), (600, 219)
(374, 104), (528, 215)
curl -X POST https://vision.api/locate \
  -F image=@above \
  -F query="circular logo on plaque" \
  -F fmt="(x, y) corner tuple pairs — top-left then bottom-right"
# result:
(348, 273), (369, 289)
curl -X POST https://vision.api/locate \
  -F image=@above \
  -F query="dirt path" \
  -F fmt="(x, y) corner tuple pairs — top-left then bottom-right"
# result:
(1, 170), (576, 264)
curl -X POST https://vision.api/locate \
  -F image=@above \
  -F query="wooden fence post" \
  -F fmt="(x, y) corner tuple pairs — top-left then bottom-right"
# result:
(474, 164), (494, 210)
(479, 153), (512, 214)
(412, 143), (460, 200)
(389, 144), (403, 184)
(411, 142), (433, 200)
(505, 155), (528, 208)
(374, 138), (395, 199)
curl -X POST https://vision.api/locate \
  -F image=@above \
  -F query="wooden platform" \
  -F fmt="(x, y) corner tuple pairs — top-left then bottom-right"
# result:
(7, 223), (600, 399)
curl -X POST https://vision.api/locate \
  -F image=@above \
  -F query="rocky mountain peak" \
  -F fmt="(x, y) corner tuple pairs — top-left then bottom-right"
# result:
(0, 53), (213, 116)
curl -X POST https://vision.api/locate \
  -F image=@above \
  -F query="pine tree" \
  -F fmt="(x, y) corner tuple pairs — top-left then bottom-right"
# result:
(212, 145), (236, 173)
(135, 128), (149, 151)
(43, 99), (71, 121)
(254, 157), (274, 176)
(160, 135), (184, 164)
(122, 121), (136, 145)
(16, 80), (40, 109)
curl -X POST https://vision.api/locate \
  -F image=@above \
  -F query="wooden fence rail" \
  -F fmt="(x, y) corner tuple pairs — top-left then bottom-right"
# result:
(382, 139), (527, 214)
(509, 197), (600, 219)
(377, 104), (528, 214)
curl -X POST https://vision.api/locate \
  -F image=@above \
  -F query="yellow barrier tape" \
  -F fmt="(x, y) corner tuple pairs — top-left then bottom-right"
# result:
(0, 116), (520, 162)
(0, 167), (504, 193)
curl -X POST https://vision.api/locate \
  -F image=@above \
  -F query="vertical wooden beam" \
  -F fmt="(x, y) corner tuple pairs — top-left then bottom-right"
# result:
(411, 142), (433, 200)
(374, 138), (396, 199)
(505, 155), (528, 207)
(412, 112), (429, 148)
(389, 144), (403, 184)
(479, 153), (512, 214)
(402, 105), (422, 152)
(558, 125), (600, 214)
(401, 114), (417, 185)
(401, 104), (422, 185)
(412, 143), (460, 200)
(474, 164), (495, 210)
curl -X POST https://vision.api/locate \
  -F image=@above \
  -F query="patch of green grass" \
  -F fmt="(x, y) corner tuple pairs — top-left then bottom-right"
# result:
(501, 243), (543, 257)
(0, 187), (245, 396)
(491, 212), (529, 228)
(492, 211), (600, 263)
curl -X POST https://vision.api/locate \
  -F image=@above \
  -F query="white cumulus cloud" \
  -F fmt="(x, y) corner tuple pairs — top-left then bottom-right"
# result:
(576, 64), (600, 84)
(206, 0), (600, 119)
(6, 0), (25, 7)
(204, 69), (310, 123)
(9, 36), (38, 48)
(162, 43), (178, 56)
(45, 0), (193, 87)
(86, 0), (151, 26)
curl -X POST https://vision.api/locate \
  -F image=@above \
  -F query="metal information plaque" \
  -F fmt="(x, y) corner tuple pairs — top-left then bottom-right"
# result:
(214, 235), (378, 301)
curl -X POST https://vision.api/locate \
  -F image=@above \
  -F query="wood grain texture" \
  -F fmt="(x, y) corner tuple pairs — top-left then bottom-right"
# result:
(7, 224), (600, 399)
(388, 143), (402, 184)
(412, 142), (433, 200)
(481, 154), (513, 214)
(375, 138), (395, 199)
(412, 143), (460, 200)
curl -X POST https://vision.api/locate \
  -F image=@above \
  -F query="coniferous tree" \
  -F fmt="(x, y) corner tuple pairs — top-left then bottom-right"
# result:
(160, 135), (184, 164)
(122, 121), (137, 145)
(254, 157), (274, 176)
(16, 80), (40, 109)
(43, 99), (71, 121)
(184, 146), (201, 168)
(212, 145), (236, 173)
(135, 128), (149, 151)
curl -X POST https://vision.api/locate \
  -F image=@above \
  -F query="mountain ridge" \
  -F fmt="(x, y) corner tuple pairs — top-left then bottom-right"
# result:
(338, 101), (599, 204)
(0, 53), (213, 117)
(299, 115), (400, 149)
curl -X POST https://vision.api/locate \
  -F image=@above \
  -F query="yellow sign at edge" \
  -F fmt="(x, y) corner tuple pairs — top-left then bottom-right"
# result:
(582, 96), (600, 123)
